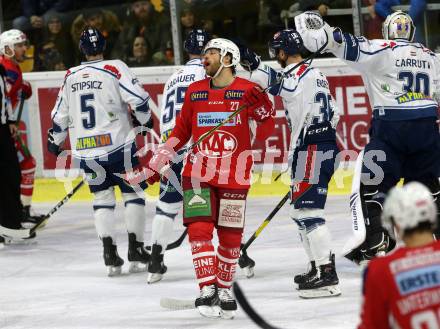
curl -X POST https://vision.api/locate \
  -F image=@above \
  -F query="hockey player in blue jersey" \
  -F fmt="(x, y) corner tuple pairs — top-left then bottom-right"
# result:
(295, 11), (440, 263)
(147, 29), (210, 284)
(48, 27), (153, 276)
(239, 29), (341, 298)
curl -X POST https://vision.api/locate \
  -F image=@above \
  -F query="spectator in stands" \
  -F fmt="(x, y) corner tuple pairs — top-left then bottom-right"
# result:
(125, 36), (153, 67)
(36, 46), (66, 71)
(71, 8), (121, 62)
(180, 6), (199, 38)
(13, 0), (73, 42)
(112, 0), (171, 64)
(35, 12), (73, 70)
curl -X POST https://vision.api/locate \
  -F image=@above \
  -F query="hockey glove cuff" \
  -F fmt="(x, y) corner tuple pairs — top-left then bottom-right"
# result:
(243, 86), (274, 122)
(21, 80), (32, 99)
(47, 128), (62, 156)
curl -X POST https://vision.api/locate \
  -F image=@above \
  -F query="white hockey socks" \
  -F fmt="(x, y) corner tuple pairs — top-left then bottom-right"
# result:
(94, 208), (117, 241)
(150, 214), (174, 252)
(307, 224), (332, 266)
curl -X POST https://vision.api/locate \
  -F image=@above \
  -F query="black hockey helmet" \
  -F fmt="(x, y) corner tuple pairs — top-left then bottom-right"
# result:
(268, 29), (305, 59)
(184, 29), (210, 55)
(79, 27), (106, 56)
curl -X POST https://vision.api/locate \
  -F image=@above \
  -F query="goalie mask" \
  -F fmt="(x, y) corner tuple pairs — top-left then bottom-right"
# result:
(382, 11), (415, 42)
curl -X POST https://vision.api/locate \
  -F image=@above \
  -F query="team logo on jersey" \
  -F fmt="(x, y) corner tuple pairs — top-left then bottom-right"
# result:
(197, 112), (235, 127)
(224, 90), (244, 100)
(76, 133), (113, 150)
(190, 91), (208, 101)
(103, 65), (121, 79)
(197, 130), (237, 158)
(396, 92), (432, 104)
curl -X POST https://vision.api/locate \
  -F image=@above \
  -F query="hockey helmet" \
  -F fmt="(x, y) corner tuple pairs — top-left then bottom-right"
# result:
(268, 29), (305, 59)
(0, 29), (27, 57)
(79, 27), (106, 56)
(382, 10), (415, 42)
(382, 182), (437, 236)
(203, 38), (240, 67)
(184, 29), (210, 55)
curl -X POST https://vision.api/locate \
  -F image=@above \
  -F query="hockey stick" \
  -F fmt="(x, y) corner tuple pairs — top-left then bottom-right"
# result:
(0, 179), (86, 240)
(233, 282), (282, 329)
(241, 191), (290, 253)
(146, 228), (188, 251)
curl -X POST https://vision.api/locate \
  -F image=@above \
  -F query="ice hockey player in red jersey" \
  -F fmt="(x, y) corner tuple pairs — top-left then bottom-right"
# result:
(359, 181), (440, 329)
(149, 38), (275, 319)
(0, 29), (42, 227)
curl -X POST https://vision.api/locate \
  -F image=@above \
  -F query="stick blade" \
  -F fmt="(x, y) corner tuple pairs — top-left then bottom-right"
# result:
(160, 297), (195, 310)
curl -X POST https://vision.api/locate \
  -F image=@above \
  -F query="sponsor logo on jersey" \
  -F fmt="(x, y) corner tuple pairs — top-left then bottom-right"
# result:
(224, 90), (244, 100)
(396, 92), (433, 104)
(197, 112), (235, 127)
(197, 130), (237, 158)
(190, 91), (208, 101)
(76, 133), (113, 150)
(161, 129), (173, 142)
(395, 265), (440, 295)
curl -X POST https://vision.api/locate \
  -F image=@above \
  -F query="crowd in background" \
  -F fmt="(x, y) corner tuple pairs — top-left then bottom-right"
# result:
(2, 0), (440, 72)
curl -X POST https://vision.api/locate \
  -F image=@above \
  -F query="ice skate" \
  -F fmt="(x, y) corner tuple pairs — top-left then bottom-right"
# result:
(195, 284), (221, 318)
(147, 244), (167, 284)
(127, 233), (150, 273)
(21, 206), (47, 229)
(3, 231), (37, 245)
(238, 248), (255, 278)
(298, 255), (340, 299)
(218, 287), (237, 319)
(102, 237), (124, 277)
(294, 261), (317, 288)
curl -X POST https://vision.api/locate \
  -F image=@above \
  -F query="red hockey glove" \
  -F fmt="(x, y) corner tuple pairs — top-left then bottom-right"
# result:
(124, 165), (160, 186)
(21, 80), (32, 99)
(243, 86), (274, 122)
(149, 137), (181, 174)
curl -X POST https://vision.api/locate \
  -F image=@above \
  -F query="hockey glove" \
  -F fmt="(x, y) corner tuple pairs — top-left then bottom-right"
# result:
(243, 86), (274, 122)
(47, 128), (62, 156)
(238, 45), (261, 72)
(21, 80), (32, 99)
(124, 164), (160, 186)
(131, 112), (153, 136)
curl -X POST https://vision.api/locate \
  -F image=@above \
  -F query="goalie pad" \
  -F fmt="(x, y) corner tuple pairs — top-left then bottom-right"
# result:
(341, 150), (367, 258)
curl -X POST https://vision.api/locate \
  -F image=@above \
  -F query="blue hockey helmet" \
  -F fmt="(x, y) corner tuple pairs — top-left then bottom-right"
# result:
(79, 27), (106, 56)
(268, 29), (305, 59)
(184, 29), (210, 55)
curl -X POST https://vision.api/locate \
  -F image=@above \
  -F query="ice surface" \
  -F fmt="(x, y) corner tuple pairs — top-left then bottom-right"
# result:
(0, 196), (362, 329)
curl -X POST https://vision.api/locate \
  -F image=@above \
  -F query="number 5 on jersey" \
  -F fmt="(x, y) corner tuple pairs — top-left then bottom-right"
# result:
(81, 93), (96, 129)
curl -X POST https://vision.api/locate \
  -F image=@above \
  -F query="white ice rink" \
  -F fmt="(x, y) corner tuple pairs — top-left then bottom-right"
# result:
(1, 196), (363, 329)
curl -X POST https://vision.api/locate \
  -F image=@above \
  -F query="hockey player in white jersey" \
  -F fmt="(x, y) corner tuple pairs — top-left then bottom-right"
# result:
(48, 27), (153, 276)
(295, 11), (440, 263)
(147, 29), (210, 284)
(239, 29), (341, 298)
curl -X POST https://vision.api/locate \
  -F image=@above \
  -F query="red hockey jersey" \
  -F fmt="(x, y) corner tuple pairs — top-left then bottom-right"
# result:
(169, 76), (274, 189)
(0, 55), (28, 110)
(359, 240), (440, 329)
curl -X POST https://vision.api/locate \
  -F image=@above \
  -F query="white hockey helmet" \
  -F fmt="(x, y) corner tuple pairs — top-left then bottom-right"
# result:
(0, 29), (27, 57)
(382, 182), (437, 236)
(382, 11), (415, 42)
(203, 38), (240, 68)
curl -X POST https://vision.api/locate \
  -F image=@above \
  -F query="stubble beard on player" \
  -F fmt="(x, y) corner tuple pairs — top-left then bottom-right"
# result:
(205, 61), (221, 77)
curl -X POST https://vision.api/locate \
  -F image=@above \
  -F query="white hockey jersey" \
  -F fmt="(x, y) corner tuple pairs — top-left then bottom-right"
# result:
(329, 37), (440, 120)
(51, 59), (151, 160)
(160, 58), (205, 142)
(248, 62), (340, 149)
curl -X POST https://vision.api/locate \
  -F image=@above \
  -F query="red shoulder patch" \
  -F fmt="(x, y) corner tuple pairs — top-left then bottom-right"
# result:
(104, 64), (121, 79)
(296, 64), (308, 77)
